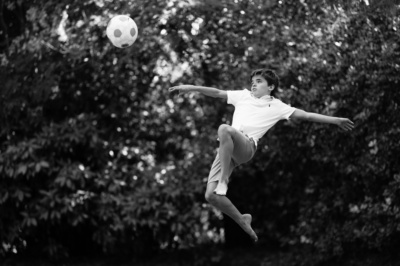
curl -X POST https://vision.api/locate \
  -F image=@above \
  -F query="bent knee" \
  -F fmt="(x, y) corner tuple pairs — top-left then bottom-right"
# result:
(218, 124), (234, 137)
(205, 191), (217, 204)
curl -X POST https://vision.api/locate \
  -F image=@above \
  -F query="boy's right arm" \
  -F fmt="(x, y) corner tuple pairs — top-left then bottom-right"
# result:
(169, 85), (227, 99)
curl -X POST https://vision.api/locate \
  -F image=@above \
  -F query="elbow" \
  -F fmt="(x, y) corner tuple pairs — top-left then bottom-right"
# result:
(303, 112), (312, 121)
(292, 109), (311, 121)
(216, 90), (227, 99)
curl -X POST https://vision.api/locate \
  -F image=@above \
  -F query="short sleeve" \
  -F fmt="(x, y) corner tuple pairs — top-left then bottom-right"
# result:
(227, 89), (249, 105)
(276, 100), (296, 120)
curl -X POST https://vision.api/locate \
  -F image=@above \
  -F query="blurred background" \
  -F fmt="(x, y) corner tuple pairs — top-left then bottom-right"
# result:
(1, 0), (399, 265)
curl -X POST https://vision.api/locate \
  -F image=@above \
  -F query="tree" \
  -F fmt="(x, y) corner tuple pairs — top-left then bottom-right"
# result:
(1, 0), (399, 263)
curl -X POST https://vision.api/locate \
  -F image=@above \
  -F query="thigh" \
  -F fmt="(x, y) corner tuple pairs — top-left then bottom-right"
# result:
(230, 128), (256, 164)
(205, 180), (218, 196)
(207, 152), (236, 184)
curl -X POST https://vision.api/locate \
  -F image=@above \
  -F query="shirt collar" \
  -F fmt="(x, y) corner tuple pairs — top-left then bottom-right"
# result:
(250, 92), (274, 101)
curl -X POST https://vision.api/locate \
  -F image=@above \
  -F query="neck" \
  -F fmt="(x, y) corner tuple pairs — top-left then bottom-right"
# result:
(259, 94), (273, 99)
(250, 91), (273, 100)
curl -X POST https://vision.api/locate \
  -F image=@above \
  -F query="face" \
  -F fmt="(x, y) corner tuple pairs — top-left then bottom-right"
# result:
(251, 75), (274, 98)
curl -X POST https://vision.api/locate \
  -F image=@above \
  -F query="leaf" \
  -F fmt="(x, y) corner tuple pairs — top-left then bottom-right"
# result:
(40, 161), (50, 168)
(40, 212), (49, 220)
(15, 190), (24, 201)
(0, 192), (9, 204)
(6, 168), (14, 178)
(30, 218), (38, 227)
(17, 164), (28, 175)
(35, 163), (41, 173)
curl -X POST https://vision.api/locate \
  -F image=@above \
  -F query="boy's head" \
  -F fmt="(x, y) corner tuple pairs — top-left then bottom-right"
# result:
(250, 69), (279, 98)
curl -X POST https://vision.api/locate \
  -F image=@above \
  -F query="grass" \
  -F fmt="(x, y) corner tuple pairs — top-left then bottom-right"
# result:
(2, 244), (400, 266)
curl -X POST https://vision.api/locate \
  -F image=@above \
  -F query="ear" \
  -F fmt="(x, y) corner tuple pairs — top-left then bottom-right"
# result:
(268, 85), (275, 91)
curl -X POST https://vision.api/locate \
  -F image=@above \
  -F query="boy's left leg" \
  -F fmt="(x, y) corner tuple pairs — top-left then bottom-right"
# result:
(205, 181), (258, 242)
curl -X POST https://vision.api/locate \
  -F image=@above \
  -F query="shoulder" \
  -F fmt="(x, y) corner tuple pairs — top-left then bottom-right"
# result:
(273, 98), (296, 113)
(228, 88), (250, 94)
(273, 98), (289, 106)
(227, 88), (251, 98)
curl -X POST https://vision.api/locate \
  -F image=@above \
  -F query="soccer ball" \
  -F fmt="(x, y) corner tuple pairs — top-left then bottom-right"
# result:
(106, 15), (138, 48)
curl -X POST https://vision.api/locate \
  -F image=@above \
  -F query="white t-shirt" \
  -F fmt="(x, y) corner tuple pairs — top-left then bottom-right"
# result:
(227, 89), (296, 146)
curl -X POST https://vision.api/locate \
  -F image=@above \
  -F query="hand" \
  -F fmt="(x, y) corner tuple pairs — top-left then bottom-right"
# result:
(168, 85), (194, 96)
(336, 118), (355, 131)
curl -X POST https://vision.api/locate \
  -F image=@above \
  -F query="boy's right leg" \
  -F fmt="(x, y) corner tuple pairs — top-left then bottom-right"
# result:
(214, 124), (255, 195)
(214, 125), (235, 195)
(205, 181), (258, 242)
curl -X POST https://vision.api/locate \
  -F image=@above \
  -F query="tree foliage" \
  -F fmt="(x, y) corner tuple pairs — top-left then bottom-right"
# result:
(1, 0), (399, 264)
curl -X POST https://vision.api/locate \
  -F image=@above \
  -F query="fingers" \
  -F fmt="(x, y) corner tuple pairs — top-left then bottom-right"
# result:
(169, 85), (184, 91)
(169, 87), (181, 96)
(346, 119), (355, 131)
(341, 119), (355, 131)
(343, 124), (353, 131)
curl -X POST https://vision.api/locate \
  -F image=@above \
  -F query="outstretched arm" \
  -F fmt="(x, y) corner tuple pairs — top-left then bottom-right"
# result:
(290, 109), (354, 131)
(169, 85), (227, 99)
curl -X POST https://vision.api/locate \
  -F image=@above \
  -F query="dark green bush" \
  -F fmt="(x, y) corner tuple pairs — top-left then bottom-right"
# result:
(1, 0), (399, 263)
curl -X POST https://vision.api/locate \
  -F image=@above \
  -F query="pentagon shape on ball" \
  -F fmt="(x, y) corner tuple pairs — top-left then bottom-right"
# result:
(114, 29), (122, 38)
(106, 15), (138, 49)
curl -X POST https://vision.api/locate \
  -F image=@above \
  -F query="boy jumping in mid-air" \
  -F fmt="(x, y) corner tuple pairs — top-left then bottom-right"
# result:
(169, 69), (354, 242)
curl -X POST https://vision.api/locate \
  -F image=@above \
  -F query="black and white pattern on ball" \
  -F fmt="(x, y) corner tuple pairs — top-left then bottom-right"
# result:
(106, 15), (138, 49)
(114, 29), (122, 38)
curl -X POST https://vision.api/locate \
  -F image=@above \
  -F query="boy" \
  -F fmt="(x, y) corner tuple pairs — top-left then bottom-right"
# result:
(169, 69), (354, 242)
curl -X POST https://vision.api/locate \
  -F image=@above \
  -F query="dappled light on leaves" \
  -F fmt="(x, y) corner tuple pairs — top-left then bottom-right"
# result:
(0, 0), (399, 262)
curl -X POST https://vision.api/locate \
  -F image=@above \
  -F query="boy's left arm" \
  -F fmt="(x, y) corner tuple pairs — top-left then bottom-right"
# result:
(290, 109), (354, 131)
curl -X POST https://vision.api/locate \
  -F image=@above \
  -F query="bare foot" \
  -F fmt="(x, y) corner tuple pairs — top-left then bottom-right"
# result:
(242, 214), (258, 242)
(213, 181), (228, 196)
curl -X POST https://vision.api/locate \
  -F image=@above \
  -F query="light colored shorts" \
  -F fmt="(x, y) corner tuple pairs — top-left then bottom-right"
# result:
(207, 129), (257, 184)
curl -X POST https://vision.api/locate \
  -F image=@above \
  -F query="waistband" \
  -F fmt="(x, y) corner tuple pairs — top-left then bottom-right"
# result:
(242, 133), (258, 147)
(216, 131), (258, 147)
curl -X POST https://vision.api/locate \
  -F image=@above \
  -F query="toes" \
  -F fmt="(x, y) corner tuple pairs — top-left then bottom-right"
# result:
(242, 214), (258, 242)
(253, 235), (258, 242)
(243, 214), (252, 222)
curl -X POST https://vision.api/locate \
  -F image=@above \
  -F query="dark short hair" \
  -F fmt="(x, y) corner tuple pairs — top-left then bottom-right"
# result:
(250, 69), (279, 95)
